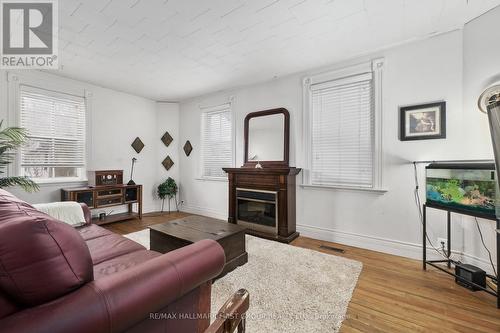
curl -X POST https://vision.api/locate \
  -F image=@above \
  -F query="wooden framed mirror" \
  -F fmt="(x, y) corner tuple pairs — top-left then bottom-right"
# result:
(244, 108), (290, 168)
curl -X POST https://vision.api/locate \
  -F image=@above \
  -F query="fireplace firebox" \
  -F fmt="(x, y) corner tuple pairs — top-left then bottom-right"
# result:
(237, 189), (277, 233)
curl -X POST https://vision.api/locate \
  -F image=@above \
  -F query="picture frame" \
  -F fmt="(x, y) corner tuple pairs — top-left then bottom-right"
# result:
(399, 102), (446, 141)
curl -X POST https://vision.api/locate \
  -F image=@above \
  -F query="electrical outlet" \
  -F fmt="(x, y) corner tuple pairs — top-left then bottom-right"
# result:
(437, 238), (448, 251)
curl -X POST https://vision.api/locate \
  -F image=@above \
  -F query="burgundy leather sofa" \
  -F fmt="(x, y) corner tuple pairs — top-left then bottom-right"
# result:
(0, 189), (226, 333)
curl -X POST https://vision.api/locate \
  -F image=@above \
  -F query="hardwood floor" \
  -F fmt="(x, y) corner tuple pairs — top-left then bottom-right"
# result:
(105, 214), (500, 333)
(292, 237), (500, 333)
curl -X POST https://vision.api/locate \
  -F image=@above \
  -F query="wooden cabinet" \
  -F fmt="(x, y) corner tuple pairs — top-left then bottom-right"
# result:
(61, 184), (142, 225)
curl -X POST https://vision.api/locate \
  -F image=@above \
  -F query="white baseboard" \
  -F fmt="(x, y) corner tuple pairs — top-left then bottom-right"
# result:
(143, 204), (160, 214)
(180, 203), (227, 220)
(297, 223), (497, 275)
(461, 252), (497, 276)
(297, 223), (425, 258)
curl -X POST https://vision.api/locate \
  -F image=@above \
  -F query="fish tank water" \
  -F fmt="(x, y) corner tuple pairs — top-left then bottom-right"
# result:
(426, 163), (498, 219)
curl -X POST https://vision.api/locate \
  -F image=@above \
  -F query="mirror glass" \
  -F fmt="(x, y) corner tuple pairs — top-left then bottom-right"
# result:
(247, 113), (285, 162)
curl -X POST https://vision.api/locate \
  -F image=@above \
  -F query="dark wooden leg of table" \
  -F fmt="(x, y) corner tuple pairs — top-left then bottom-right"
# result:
(447, 211), (451, 269)
(138, 186), (143, 219)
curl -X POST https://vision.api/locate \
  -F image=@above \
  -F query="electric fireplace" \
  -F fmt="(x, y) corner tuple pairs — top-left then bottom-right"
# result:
(223, 107), (301, 243)
(223, 166), (300, 243)
(237, 188), (277, 233)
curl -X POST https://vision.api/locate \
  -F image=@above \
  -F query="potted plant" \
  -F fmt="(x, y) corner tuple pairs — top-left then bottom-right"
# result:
(157, 177), (178, 213)
(0, 120), (38, 192)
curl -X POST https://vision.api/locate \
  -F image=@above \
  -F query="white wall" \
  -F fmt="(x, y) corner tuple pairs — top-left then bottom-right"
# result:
(156, 102), (181, 211)
(179, 29), (498, 273)
(0, 70), (167, 215)
(178, 96), (232, 217)
(461, 6), (500, 270)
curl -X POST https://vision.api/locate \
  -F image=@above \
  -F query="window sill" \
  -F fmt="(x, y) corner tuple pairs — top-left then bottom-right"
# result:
(33, 179), (88, 187)
(300, 184), (387, 194)
(195, 177), (228, 183)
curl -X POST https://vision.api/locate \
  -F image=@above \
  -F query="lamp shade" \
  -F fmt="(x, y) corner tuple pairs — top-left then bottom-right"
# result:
(479, 84), (500, 113)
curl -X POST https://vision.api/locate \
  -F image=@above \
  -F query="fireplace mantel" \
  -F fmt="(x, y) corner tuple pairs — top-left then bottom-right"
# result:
(223, 167), (301, 243)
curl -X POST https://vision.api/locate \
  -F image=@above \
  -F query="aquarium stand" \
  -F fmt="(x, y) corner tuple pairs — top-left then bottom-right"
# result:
(422, 204), (499, 308)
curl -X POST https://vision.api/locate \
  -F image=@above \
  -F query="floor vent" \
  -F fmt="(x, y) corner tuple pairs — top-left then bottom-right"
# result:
(319, 245), (345, 253)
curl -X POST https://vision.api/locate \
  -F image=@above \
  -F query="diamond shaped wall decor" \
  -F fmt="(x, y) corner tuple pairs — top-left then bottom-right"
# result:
(162, 156), (174, 171)
(131, 137), (145, 153)
(161, 131), (173, 147)
(183, 140), (193, 156)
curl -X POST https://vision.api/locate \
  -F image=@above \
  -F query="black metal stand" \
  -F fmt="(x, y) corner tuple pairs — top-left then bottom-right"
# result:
(422, 204), (499, 308)
(169, 194), (180, 213)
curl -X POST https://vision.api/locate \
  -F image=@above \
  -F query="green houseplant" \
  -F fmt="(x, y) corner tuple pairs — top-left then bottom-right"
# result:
(157, 177), (178, 213)
(0, 120), (39, 192)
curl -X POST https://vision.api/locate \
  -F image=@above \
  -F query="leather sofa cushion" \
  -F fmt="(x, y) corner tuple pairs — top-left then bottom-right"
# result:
(78, 224), (159, 278)
(0, 190), (93, 306)
(78, 224), (114, 241)
(85, 233), (145, 265)
(93, 250), (161, 279)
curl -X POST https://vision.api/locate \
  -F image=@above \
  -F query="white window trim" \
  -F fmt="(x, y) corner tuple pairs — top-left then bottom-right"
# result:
(7, 71), (92, 185)
(302, 59), (385, 192)
(198, 97), (235, 181)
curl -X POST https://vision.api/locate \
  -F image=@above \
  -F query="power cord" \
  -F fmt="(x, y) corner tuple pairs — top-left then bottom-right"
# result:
(474, 217), (498, 280)
(413, 162), (452, 260)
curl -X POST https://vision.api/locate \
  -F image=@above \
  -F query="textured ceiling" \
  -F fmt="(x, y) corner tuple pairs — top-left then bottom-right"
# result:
(56, 0), (500, 101)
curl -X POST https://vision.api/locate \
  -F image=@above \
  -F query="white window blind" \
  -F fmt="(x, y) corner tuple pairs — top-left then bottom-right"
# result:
(310, 72), (374, 188)
(201, 104), (232, 178)
(19, 85), (86, 180)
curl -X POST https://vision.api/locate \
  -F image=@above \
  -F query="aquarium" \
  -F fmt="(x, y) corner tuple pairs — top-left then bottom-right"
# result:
(426, 163), (498, 219)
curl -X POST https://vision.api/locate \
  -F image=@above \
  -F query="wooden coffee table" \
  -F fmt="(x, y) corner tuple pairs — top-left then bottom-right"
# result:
(149, 215), (248, 278)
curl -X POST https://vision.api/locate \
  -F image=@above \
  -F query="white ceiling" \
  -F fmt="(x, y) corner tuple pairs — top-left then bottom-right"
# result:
(56, 0), (500, 101)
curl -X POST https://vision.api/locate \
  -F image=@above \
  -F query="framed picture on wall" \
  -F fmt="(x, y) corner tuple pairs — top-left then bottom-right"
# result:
(399, 101), (446, 141)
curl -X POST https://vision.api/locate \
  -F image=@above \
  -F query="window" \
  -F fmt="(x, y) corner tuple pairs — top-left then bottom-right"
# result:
(19, 85), (86, 182)
(304, 61), (383, 189)
(200, 103), (233, 178)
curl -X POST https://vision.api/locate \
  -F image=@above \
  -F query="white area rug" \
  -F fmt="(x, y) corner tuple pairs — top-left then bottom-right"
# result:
(125, 229), (362, 333)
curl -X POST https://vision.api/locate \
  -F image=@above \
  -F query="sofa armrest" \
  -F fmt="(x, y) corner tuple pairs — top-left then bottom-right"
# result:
(79, 203), (92, 225)
(0, 239), (225, 333)
(92, 239), (225, 332)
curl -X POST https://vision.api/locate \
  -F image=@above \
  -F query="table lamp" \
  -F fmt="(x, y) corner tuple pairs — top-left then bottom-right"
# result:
(128, 157), (137, 185)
